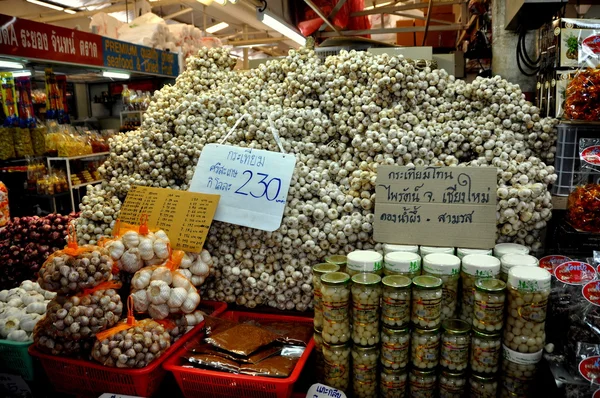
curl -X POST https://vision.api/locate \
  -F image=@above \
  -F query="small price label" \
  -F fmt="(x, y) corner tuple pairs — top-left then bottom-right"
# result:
(98, 394), (144, 398)
(306, 383), (347, 398)
(554, 261), (597, 285)
(583, 280), (600, 306)
(539, 255), (571, 273)
(189, 144), (296, 231)
(579, 356), (600, 383)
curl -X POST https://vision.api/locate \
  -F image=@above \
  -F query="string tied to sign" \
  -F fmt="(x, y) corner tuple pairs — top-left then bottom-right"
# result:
(219, 112), (286, 154)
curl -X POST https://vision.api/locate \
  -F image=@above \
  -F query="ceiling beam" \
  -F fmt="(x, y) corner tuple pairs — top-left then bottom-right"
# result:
(316, 23), (465, 37)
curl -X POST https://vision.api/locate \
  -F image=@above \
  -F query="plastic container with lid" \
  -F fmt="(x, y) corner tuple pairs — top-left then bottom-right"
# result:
(459, 254), (501, 325)
(352, 345), (378, 398)
(313, 263), (340, 332)
(469, 374), (498, 398)
(493, 243), (529, 259)
(470, 330), (501, 375)
(347, 250), (383, 276)
(351, 273), (382, 346)
(473, 278), (506, 332)
(420, 246), (455, 257)
(384, 251), (421, 277)
(440, 319), (471, 372)
(409, 368), (437, 398)
(321, 272), (351, 344)
(504, 266), (551, 354)
(381, 326), (410, 370)
(380, 367), (407, 398)
(499, 346), (542, 398)
(325, 255), (347, 273)
(457, 248), (493, 260)
(411, 275), (443, 329)
(322, 341), (351, 391)
(384, 243), (419, 255)
(422, 253), (461, 320)
(411, 327), (440, 370)
(381, 275), (412, 329)
(313, 330), (325, 384)
(499, 254), (539, 282)
(439, 370), (467, 398)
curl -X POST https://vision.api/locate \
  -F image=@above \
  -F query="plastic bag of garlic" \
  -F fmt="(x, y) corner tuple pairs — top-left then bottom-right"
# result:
(74, 43), (558, 311)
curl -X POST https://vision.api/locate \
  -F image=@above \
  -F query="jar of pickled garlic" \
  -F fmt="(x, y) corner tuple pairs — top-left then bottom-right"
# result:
(457, 248), (492, 260)
(352, 345), (378, 398)
(314, 329), (325, 383)
(322, 341), (351, 391)
(493, 243), (529, 259)
(321, 272), (351, 344)
(411, 327), (440, 370)
(470, 330), (502, 375)
(313, 263), (340, 332)
(384, 243), (419, 255)
(439, 371), (467, 398)
(381, 275), (412, 329)
(473, 278), (506, 332)
(326, 254), (347, 274)
(381, 326), (410, 370)
(384, 251), (421, 278)
(469, 374), (498, 398)
(459, 254), (501, 325)
(347, 250), (383, 277)
(351, 273), (382, 346)
(504, 266), (551, 354)
(420, 246), (455, 257)
(422, 253), (460, 320)
(411, 275), (443, 329)
(409, 368), (437, 398)
(380, 367), (408, 398)
(499, 346), (542, 398)
(440, 319), (470, 372)
(499, 254), (539, 282)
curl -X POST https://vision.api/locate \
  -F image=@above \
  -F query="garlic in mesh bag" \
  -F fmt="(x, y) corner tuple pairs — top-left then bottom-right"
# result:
(179, 250), (213, 287)
(33, 316), (94, 356)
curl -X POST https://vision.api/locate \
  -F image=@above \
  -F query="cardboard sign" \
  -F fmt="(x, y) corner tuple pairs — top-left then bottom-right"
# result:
(119, 186), (219, 252)
(374, 166), (497, 249)
(189, 144), (296, 232)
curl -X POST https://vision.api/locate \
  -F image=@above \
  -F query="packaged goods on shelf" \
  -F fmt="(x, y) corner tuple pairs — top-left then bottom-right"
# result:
(567, 137), (600, 233)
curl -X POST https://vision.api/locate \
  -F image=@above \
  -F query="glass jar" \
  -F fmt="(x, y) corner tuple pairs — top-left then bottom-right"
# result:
(469, 374), (498, 398)
(457, 248), (492, 260)
(384, 243), (419, 255)
(352, 345), (378, 398)
(499, 254), (539, 282)
(381, 326), (410, 370)
(422, 253), (461, 320)
(314, 330), (325, 384)
(322, 341), (351, 391)
(499, 346), (542, 398)
(411, 327), (440, 369)
(504, 266), (551, 353)
(381, 275), (411, 329)
(440, 319), (471, 371)
(347, 250), (383, 277)
(493, 243), (529, 259)
(459, 254), (501, 325)
(326, 255), (347, 274)
(420, 246), (455, 257)
(380, 367), (408, 398)
(351, 273), (382, 346)
(473, 278), (506, 332)
(411, 275), (443, 329)
(384, 251), (421, 278)
(439, 371), (467, 398)
(313, 263), (340, 332)
(321, 272), (351, 344)
(409, 369), (437, 398)
(470, 330), (502, 374)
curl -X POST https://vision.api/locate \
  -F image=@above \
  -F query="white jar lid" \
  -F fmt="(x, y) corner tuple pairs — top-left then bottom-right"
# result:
(493, 243), (529, 258)
(461, 254), (501, 277)
(420, 246), (455, 256)
(507, 266), (551, 292)
(457, 248), (493, 260)
(423, 253), (460, 275)
(383, 244), (419, 254)
(501, 254), (539, 274)
(502, 345), (543, 365)
(384, 251), (421, 274)
(347, 250), (383, 273)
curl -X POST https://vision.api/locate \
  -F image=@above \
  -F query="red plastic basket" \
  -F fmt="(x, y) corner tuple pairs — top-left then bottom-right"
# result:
(164, 310), (314, 398)
(28, 300), (227, 397)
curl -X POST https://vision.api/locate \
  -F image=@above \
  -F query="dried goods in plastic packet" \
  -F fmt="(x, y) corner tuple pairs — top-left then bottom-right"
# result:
(203, 315), (236, 337)
(187, 341), (281, 364)
(240, 355), (299, 378)
(564, 68), (600, 121)
(206, 323), (279, 356)
(185, 353), (240, 373)
(30, 125), (47, 156)
(258, 321), (313, 346)
(0, 127), (15, 160)
(567, 138), (600, 232)
(12, 127), (33, 157)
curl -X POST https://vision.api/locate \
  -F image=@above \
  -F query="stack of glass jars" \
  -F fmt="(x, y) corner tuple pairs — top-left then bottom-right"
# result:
(459, 254), (501, 325)
(384, 243), (419, 255)
(420, 246), (455, 257)
(456, 247), (493, 260)
(384, 251), (422, 278)
(422, 253), (461, 320)
(313, 263), (341, 332)
(493, 243), (529, 259)
(499, 253), (539, 282)
(346, 250), (383, 277)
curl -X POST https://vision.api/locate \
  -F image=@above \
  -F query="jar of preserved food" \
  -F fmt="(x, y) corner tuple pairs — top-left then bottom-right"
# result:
(351, 273), (382, 346)
(314, 330), (325, 383)
(411, 327), (440, 369)
(504, 266), (551, 353)
(420, 246), (455, 257)
(322, 341), (351, 391)
(384, 243), (419, 255)
(439, 371), (467, 398)
(493, 243), (529, 259)
(313, 263), (340, 332)
(469, 374), (498, 398)
(409, 369), (437, 398)
(325, 255), (347, 274)
(384, 251), (421, 278)
(499, 346), (542, 398)
(321, 272), (351, 344)
(459, 254), (501, 325)
(381, 326), (410, 370)
(457, 248), (492, 260)
(380, 367), (407, 398)
(352, 345), (378, 398)
(423, 253), (461, 320)
(470, 330), (502, 375)
(411, 275), (443, 329)
(347, 250), (383, 277)
(440, 319), (470, 371)
(473, 278), (506, 332)
(382, 275), (411, 329)
(499, 254), (539, 282)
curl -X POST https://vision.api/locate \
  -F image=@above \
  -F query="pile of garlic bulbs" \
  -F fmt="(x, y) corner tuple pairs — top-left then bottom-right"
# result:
(77, 45), (557, 311)
(74, 184), (121, 246)
(107, 229), (171, 273)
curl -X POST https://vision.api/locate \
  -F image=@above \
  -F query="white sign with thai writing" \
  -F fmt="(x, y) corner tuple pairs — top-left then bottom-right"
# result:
(306, 383), (347, 398)
(189, 144), (296, 231)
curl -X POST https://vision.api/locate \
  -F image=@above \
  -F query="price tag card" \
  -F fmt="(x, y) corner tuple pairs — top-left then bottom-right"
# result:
(306, 383), (347, 398)
(120, 186), (219, 252)
(189, 144), (296, 231)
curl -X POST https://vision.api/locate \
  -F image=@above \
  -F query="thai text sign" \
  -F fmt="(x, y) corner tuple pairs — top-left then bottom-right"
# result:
(374, 166), (497, 249)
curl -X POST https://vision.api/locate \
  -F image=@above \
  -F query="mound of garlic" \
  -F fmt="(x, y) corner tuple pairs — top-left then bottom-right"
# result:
(0, 281), (54, 341)
(107, 229), (170, 274)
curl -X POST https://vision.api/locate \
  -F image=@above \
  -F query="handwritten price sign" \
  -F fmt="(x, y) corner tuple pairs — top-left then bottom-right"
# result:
(189, 144), (296, 231)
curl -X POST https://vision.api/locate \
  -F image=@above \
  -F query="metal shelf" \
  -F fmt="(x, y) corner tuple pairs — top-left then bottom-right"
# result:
(121, 110), (146, 115)
(46, 152), (109, 161)
(71, 180), (103, 190)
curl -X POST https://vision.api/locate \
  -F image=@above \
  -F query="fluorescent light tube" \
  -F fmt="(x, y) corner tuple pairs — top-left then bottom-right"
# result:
(102, 71), (130, 79)
(26, 0), (64, 11)
(214, 0), (227, 5)
(64, 9), (77, 14)
(206, 22), (229, 34)
(0, 60), (24, 69)
(229, 0), (239, 3)
(257, 10), (306, 46)
(12, 71), (32, 77)
(196, 0), (213, 5)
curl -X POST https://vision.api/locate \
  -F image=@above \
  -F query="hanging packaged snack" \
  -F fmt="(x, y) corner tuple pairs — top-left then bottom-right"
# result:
(56, 75), (69, 124)
(0, 126), (15, 160)
(30, 120), (47, 157)
(567, 138), (600, 232)
(15, 77), (36, 129)
(12, 127), (34, 157)
(1, 72), (19, 127)
(33, 315), (94, 356)
(44, 69), (59, 120)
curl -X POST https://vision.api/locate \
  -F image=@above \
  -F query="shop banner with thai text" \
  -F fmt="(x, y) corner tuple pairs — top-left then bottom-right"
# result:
(103, 38), (178, 77)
